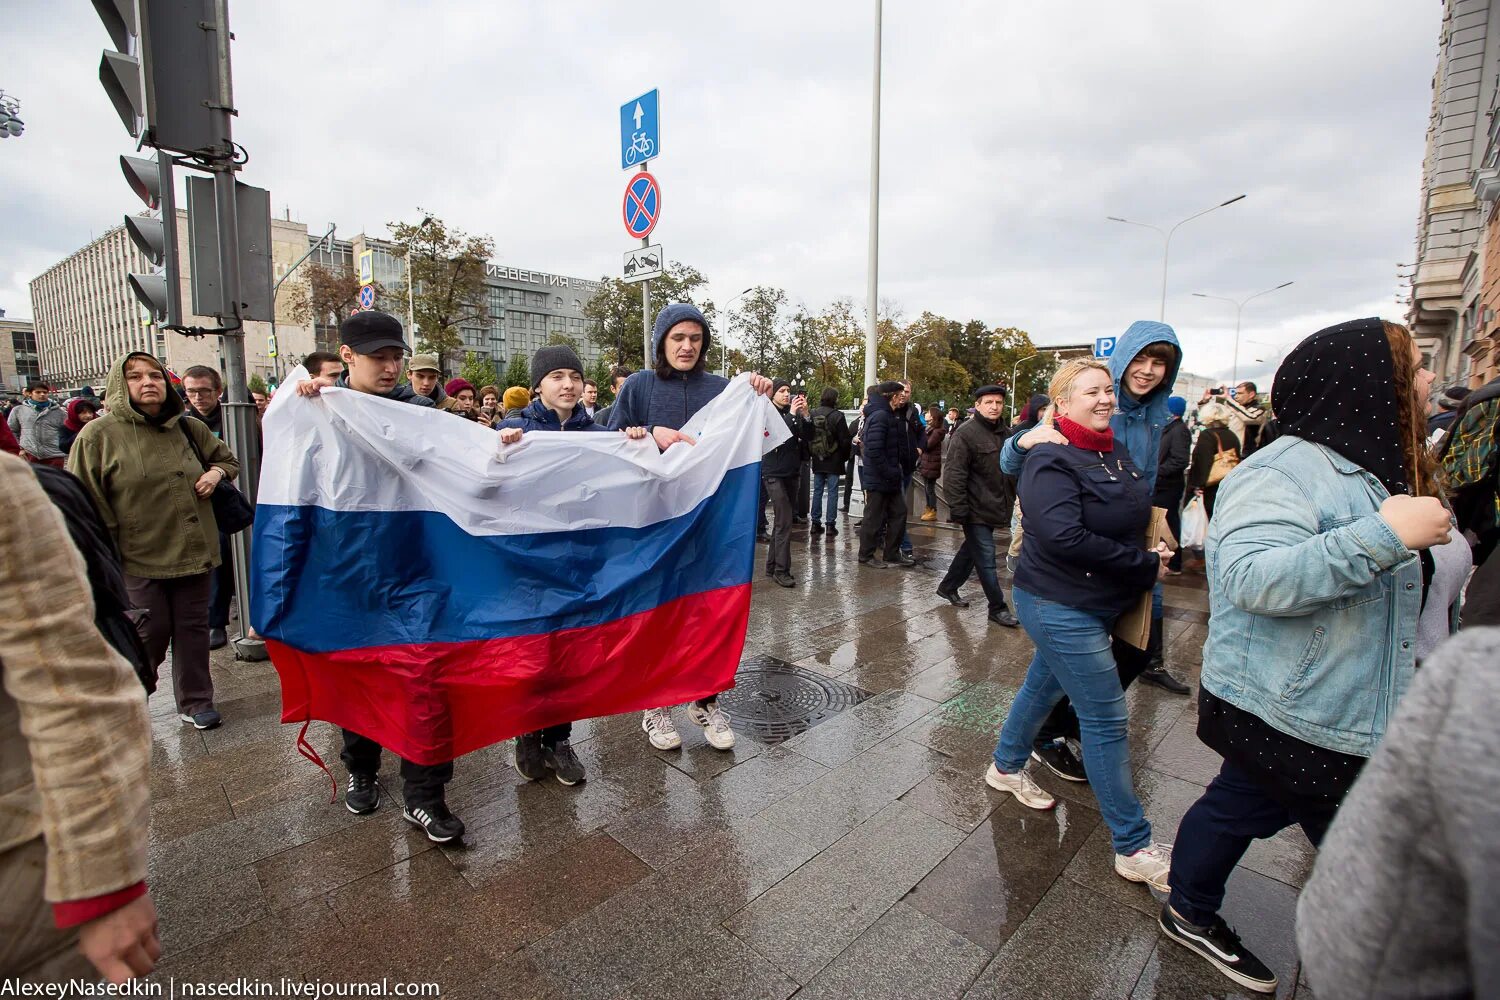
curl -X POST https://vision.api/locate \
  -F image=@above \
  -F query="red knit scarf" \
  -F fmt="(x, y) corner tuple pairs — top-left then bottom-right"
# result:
(1056, 415), (1114, 452)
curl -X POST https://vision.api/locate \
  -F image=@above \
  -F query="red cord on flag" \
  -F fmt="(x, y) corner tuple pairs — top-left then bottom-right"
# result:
(295, 718), (338, 804)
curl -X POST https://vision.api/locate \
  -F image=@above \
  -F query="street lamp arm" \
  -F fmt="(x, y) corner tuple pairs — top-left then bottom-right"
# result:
(1240, 280), (1294, 309)
(272, 224), (337, 298)
(1106, 216), (1165, 235)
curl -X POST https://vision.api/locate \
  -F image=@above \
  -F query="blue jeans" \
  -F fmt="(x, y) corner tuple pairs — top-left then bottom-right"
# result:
(939, 522), (1009, 615)
(993, 586), (1153, 855)
(811, 472), (841, 525)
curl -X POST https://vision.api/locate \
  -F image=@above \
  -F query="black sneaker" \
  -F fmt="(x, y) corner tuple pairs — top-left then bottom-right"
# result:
(542, 741), (587, 786)
(1031, 738), (1088, 782)
(344, 772), (381, 814)
(179, 709), (222, 730)
(209, 627), (228, 650)
(773, 571), (796, 588)
(1159, 905), (1278, 994)
(810, 523), (825, 535)
(756, 531), (770, 543)
(892, 552), (917, 566)
(403, 802), (465, 843)
(826, 526), (839, 537)
(514, 732), (547, 780)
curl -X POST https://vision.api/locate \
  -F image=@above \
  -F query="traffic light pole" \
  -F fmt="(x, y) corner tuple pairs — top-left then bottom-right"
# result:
(204, 0), (264, 660)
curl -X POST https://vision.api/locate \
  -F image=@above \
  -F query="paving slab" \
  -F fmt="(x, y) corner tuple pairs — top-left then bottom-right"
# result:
(724, 801), (965, 983)
(792, 902), (990, 1000)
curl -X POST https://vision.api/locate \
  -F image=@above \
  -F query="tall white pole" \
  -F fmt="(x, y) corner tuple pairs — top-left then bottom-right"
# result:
(864, 0), (882, 393)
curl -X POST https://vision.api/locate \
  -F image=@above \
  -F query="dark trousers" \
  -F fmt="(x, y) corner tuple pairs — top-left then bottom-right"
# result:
(1168, 759), (1342, 926)
(939, 522), (1010, 614)
(1154, 486), (1183, 571)
(796, 462), (811, 518)
(125, 570), (214, 714)
(858, 488), (906, 561)
(900, 473), (914, 553)
(524, 723), (572, 747)
(1202, 484), (1221, 520)
(764, 476), (795, 575)
(340, 729), (453, 809)
(922, 475), (939, 509)
(757, 480), (769, 533)
(208, 532), (234, 629)
(843, 457), (858, 509)
(1035, 636), (1151, 746)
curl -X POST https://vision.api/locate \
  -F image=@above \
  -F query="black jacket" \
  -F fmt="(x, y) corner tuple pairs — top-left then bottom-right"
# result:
(895, 403), (921, 475)
(763, 406), (811, 480)
(860, 395), (903, 492)
(1189, 425), (1241, 491)
(1154, 417), (1190, 500)
(31, 465), (155, 693)
(807, 405), (853, 474)
(941, 413), (1014, 527)
(1014, 442), (1159, 615)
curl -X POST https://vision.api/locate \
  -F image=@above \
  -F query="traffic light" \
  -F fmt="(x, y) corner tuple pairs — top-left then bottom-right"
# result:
(93, 0), (222, 155)
(121, 151), (182, 327)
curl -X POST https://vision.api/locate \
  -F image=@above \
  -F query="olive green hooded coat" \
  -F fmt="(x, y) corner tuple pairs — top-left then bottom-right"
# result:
(67, 353), (240, 580)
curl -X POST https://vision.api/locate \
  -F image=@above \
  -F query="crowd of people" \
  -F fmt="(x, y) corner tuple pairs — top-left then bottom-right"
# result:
(2, 302), (1498, 996)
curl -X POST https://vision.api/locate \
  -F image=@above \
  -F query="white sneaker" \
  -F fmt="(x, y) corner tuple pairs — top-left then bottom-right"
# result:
(687, 700), (736, 750)
(984, 763), (1055, 810)
(1115, 842), (1173, 892)
(642, 707), (682, 750)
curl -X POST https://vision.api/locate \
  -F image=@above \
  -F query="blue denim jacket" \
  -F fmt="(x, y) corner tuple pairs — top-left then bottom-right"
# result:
(1201, 435), (1444, 757)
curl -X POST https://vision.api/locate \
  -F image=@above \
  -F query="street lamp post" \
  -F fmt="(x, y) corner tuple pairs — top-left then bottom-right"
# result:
(405, 215), (435, 347)
(1192, 281), (1294, 384)
(268, 224), (336, 382)
(1108, 194), (1247, 321)
(721, 286), (753, 377)
(864, 0), (882, 393)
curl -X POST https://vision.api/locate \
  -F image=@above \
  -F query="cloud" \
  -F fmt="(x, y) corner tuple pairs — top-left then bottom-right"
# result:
(0, 0), (1433, 387)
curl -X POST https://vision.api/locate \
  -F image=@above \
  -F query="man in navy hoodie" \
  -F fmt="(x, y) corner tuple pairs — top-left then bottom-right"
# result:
(607, 303), (774, 753)
(1000, 321), (1188, 781)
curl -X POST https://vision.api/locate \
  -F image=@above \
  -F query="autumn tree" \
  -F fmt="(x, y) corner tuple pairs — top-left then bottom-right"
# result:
(288, 261), (374, 353)
(502, 353), (531, 393)
(388, 211), (494, 374)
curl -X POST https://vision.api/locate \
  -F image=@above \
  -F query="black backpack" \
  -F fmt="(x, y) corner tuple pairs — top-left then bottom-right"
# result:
(31, 465), (156, 695)
(810, 411), (838, 460)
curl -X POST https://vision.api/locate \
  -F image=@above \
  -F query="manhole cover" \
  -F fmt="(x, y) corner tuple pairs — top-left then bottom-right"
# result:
(719, 655), (872, 744)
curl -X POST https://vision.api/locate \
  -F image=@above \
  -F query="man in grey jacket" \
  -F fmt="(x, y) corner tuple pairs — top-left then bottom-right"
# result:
(7, 382), (67, 466)
(1297, 627), (1500, 999)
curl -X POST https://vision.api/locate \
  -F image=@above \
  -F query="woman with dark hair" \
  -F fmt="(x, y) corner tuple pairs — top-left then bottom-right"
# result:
(58, 397), (101, 455)
(918, 404), (946, 520)
(439, 378), (478, 420)
(606, 303), (773, 752)
(1159, 319), (1460, 993)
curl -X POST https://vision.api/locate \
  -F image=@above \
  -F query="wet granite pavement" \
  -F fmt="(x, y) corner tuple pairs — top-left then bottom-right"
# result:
(143, 517), (1316, 999)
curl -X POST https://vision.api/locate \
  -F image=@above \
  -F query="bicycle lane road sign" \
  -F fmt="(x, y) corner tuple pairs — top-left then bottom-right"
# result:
(620, 89), (660, 170)
(622, 172), (661, 240)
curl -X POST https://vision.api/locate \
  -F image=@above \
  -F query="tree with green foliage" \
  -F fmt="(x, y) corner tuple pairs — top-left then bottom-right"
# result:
(502, 352), (531, 393)
(734, 286), (787, 373)
(459, 352), (498, 392)
(247, 373), (268, 395)
(587, 357), (614, 403)
(388, 211), (494, 374)
(546, 331), (581, 354)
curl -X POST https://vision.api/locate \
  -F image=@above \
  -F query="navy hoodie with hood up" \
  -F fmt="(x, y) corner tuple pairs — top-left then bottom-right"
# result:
(606, 303), (729, 432)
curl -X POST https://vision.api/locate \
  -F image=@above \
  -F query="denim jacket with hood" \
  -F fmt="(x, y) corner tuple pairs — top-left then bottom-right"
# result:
(1200, 434), (1458, 757)
(1000, 321), (1182, 492)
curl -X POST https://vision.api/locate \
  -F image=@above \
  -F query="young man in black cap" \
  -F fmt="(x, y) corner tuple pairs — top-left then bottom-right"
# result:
(857, 382), (914, 568)
(295, 312), (461, 843)
(936, 385), (1020, 627)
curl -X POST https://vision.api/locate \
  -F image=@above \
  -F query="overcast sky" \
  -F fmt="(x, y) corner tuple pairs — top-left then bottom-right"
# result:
(2, 1), (1436, 386)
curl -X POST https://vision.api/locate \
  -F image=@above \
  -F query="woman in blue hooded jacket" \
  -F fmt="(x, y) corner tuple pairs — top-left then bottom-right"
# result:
(1158, 319), (1462, 993)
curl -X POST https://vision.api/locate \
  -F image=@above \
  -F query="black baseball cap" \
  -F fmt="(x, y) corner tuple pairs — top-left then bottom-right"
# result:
(339, 311), (409, 354)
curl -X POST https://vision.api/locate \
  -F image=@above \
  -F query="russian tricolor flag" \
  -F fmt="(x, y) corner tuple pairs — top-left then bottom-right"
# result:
(251, 371), (789, 765)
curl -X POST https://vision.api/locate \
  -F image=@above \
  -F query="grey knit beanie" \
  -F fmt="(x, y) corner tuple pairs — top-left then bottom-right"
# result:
(531, 345), (585, 389)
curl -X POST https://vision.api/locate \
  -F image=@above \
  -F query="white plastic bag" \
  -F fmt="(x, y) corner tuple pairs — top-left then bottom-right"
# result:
(1179, 496), (1208, 549)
